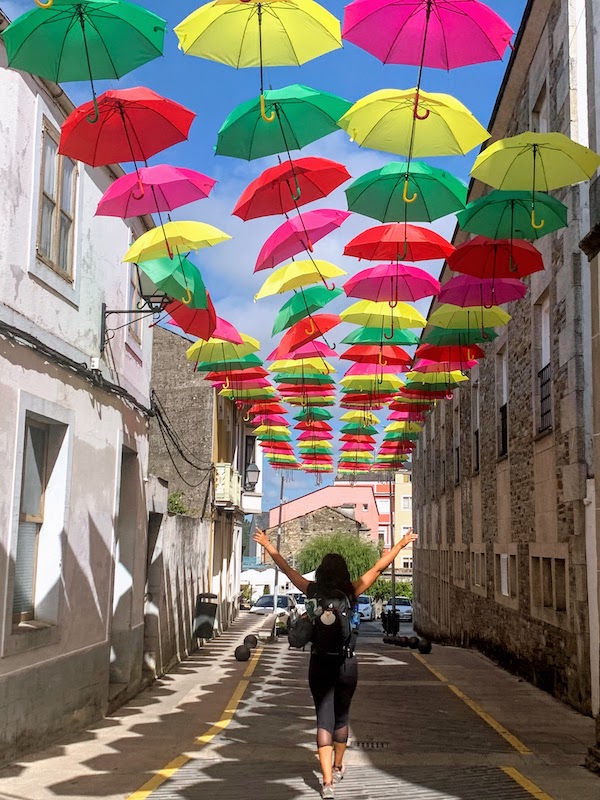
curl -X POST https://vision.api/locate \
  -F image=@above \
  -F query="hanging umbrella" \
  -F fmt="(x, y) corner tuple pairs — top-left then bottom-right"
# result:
(456, 190), (568, 240)
(344, 262), (440, 303)
(385, 420), (423, 433)
(2, 1), (166, 120)
(234, 158), (351, 219)
(341, 300), (426, 333)
(272, 372), (334, 385)
(273, 313), (340, 355)
(448, 237), (544, 280)
(345, 161), (467, 221)
(196, 354), (264, 373)
(471, 131), (600, 228)
(295, 408), (333, 420)
(255, 260), (347, 299)
(340, 345), (412, 366)
(60, 88), (195, 166)
(404, 369), (468, 385)
(210, 368), (269, 382)
(186, 334), (260, 363)
(388, 410), (426, 422)
(269, 358), (335, 374)
(428, 304), (511, 329)
(342, 326), (419, 345)
(341, 442), (375, 451)
(415, 343), (486, 362)
(211, 317), (246, 345)
(344, 223), (454, 261)
(123, 221), (231, 263)
(341, 410), (380, 423)
(338, 88), (489, 157)
(255, 209), (351, 272)
(341, 423), (378, 435)
(272, 286), (343, 335)
(215, 84), (352, 160)
(165, 297), (217, 341)
(97, 165), (215, 218)
(280, 341), (338, 359)
(412, 358), (478, 372)
(344, 362), (406, 377)
(137, 256), (208, 308)
(420, 326), (498, 346)
(341, 374), (403, 391)
(295, 419), (333, 430)
(299, 430), (334, 440)
(249, 402), (288, 414)
(340, 433), (377, 442)
(438, 274), (527, 307)
(175, 0), (341, 121)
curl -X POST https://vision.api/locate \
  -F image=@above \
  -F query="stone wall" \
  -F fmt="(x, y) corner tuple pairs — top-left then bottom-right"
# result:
(266, 506), (364, 565)
(412, 0), (593, 715)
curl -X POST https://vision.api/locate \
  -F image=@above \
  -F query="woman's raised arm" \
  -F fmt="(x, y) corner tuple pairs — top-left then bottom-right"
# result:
(253, 529), (311, 594)
(352, 529), (419, 596)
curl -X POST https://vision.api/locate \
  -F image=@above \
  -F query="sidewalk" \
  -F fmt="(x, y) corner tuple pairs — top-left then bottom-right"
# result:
(0, 616), (597, 800)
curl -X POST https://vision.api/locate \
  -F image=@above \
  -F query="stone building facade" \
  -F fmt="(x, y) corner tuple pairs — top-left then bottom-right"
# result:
(267, 506), (366, 566)
(412, 0), (595, 715)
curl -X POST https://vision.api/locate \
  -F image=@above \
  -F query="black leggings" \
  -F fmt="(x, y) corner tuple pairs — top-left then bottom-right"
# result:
(308, 652), (358, 748)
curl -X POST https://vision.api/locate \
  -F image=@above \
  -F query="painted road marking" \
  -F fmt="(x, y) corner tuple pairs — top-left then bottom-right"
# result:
(126, 645), (263, 800)
(413, 652), (532, 755)
(501, 766), (556, 799)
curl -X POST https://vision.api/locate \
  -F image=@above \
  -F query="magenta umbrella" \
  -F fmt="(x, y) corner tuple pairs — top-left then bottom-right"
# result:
(254, 209), (351, 272)
(267, 340), (338, 360)
(344, 262), (440, 303)
(388, 409), (426, 421)
(169, 316), (243, 344)
(345, 362), (406, 376)
(96, 164), (216, 218)
(252, 414), (289, 426)
(342, 0), (513, 70)
(341, 441), (375, 451)
(438, 274), (527, 307)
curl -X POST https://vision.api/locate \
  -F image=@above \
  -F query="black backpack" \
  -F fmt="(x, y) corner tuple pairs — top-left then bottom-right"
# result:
(308, 584), (355, 657)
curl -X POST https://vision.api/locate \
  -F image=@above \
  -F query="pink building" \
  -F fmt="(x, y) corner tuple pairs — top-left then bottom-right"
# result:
(268, 484), (380, 542)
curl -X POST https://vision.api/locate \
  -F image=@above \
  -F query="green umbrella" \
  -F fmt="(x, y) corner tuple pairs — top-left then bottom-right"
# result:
(342, 326), (420, 346)
(345, 161), (467, 223)
(138, 257), (207, 309)
(294, 407), (333, 421)
(456, 190), (568, 240)
(421, 327), (499, 346)
(215, 84), (351, 161)
(272, 286), (343, 335)
(273, 373), (334, 385)
(257, 432), (292, 442)
(2, 1), (166, 121)
(197, 354), (263, 372)
(383, 431), (421, 441)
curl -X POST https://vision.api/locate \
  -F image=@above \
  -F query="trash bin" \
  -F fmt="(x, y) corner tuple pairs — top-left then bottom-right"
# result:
(193, 592), (218, 640)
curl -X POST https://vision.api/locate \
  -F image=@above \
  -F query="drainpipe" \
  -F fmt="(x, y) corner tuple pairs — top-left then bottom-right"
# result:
(584, 479), (599, 716)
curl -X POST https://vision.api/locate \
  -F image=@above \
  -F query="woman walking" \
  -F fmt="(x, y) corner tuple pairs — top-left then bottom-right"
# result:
(253, 527), (418, 797)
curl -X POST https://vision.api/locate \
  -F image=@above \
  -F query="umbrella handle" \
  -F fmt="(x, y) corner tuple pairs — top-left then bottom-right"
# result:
(260, 94), (275, 123)
(182, 287), (192, 305)
(413, 92), (430, 120)
(224, 376), (230, 390)
(445, 390), (454, 401)
(378, 350), (388, 367)
(402, 179), (417, 204)
(291, 175), (302, 202)
(305, 318), (316, 335)
(531, 208), (545, 229)
(132, 175), (145, 201)
(244, 411), (251, 422)
(86, 95), (100, 125)
(35, 0), (53, 6)
(383, 314), (395, 340)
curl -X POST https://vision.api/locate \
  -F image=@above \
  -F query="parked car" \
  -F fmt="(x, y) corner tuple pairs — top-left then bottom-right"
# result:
(287, 592), (306, 614)
(249, 594), (299, 633)
(383, 596), (413, 621)
(356, 594), (376, 621)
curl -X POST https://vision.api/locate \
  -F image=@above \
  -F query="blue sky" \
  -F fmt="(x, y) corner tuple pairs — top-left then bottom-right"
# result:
(2, 0), (527, 510)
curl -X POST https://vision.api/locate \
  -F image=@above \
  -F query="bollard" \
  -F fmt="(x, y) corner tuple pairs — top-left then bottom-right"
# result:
(408, 636), (420, 650)
(397, 635), (409, 647)
(244, 634), (258, 649)
(235, 644), (251, 661)
(417, 638), (432, 654)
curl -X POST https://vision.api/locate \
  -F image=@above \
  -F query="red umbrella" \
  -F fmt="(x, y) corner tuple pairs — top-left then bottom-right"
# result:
(388, 410), (426, 422)
(412, 358), (478, 372)
(206, 368), (268, 381)
(59, 87), (195, 167)
(165, 295), (216, 340)
(278, 385), (335, 395)
(252, 414), (289, 426)
(340, 344), (412, 366)
(275, 314), (341, 355)
(344, 223), (454, 261)
(415, 343), (485, 362)
(233, 158), (351, 220)
(249, 402), (288, 415)
(294, 420), (333, 431)
(340, 434), (376, 443)
(389, 400), (434, 414)
(448, 236), (544, 279)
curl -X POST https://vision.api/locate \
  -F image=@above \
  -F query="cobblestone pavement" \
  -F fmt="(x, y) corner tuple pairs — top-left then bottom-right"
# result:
(0, 616), (597, 800)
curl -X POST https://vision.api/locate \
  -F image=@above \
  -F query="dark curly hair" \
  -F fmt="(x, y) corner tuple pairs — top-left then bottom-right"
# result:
(314, 553), (356, 602)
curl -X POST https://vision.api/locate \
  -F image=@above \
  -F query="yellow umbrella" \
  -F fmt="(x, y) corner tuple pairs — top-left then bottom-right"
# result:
(338, 88), (489, 157)
(124, 221), (231, 263)
(428, 304), (510, 329)
(298, 440), (333, 449)
(254, 425), (290, 435)
(341, 300), (426, 329)
(269, 358), (336, 374)
(186, 333), (260, 362)
(470, 132), (600, 227)
(340, 410), (380, 424)
(404, 370), (468, 384)
(385, 421), (423, 433)
(254, 260), (347, 300)
(341, 374), (403, 390)
(286, 396), (336, 405)
(175, 0), (341, 121)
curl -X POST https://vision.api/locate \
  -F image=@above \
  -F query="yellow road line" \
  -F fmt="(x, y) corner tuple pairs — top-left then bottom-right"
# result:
(501, 766), (555, 799)
(412, 652), (532, 755)
(126, 645), (263, 800)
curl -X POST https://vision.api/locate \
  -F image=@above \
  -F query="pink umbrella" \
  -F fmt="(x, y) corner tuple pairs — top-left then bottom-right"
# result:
(212, 379), (271, 390)
(388, 409), (426, 421)
(438, 274), (527, 307)
(96, 165), (216, 218)
(267, 340), (338, 360)
(344, 262), (440, 302)
(412, 358), (478, 372)
(298, 430), (334, 440)
(341, 441), (375, 451)
(342, 0), (514, 70)
(254, 209), (351, 272)
(169, 315), (243, 344)
(345, 362), (406, 376)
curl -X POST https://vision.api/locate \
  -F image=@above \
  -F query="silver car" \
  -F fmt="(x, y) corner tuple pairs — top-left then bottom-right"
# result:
(384, 597), (413, 621)
(249, 594), (299, 633)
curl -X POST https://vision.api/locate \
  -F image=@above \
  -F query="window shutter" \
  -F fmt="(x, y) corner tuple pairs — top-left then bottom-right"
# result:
(13, 521), (38, 616)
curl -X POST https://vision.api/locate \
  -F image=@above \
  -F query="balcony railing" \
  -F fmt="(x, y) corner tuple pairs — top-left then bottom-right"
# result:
(539, 364), (551, 432)
(214, 463), (242, 509)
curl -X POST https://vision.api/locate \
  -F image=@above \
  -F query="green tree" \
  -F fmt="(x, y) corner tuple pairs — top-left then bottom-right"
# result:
(367, 579), (412, 601)
(297, 533), (379, 582)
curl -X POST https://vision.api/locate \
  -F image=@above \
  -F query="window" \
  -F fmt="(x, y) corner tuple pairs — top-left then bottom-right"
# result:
(531, 83), (548, 133)
(402, 557), (413, 569)
(402, 496), (412, 510)
(531, 555), (567, 614)
(376, 498), (390, 514)
(37, 119), (77, 279)
(472, 382), (480, 473)
(401, 525), (411, 536)
(471, 550), (486, 588)
(538, 298), (552, 432)
(495, 552), (517, 599)
(13, 421), (49, 622)
(128, 264), (143, 342)
(362, 503), (369, 511)
(497, 348), (508, 457)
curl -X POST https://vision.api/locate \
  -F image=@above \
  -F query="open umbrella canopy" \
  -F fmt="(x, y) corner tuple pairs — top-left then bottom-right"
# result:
(341, 374), (403, 390)
(234, 157), (351, 220)
(338, 88), (490, 157)
(342, 326), (420, 345)
(428, 304), (511, 329)
(138, 256), (208, 308)
(404, 369), (469, 384)
(186, 333), (260, 363)
(341, 410), (380, 423)
(59, 88), (195, 167)
(344, 262), (440, 302)
(195, 354), (263, 373)
(165, 297), (217, 340)
(299, 430), (334, 440)
(274, 313), (341, 354)
(413, 358), (478, 372)
(345, 161), (467, 222)
(420, 326), (499, 346)
(295, 420), (333, 431)
(344, 362), (405, 377)
(341, 423), (379, 435)
(456, 190), (568, 240)
(272, 372), (334, 385)
(342, 0), (513, 68)
(215, 84), (352, 160)
(384, 420), (423, 433)
(295, 408), (334, 420)
(448, 236), (544, 280)
(282, 341), (338, 359)
(269, 358), (335, 374)
(415, 343), (486, 362)
(255, 209), (351, 272)
(341, 300), (427, 328)
(340, 345), (412, 366)
(255, 260), (347, 300)
(123, 221), (231, 263)
(249, 402), (288, 414)
(272, 286), (343, 334)
(344, 223), (454, 261)
(97, 165), (215, 218)
(438, 274), (528, 307)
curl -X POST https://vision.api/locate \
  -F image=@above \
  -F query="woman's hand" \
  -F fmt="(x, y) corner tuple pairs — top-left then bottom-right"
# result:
(253, 529), (272, 551)
(400, 528), (418, 548)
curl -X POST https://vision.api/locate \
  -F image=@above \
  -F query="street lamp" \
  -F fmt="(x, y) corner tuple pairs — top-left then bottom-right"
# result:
(244, 462), (260, 492)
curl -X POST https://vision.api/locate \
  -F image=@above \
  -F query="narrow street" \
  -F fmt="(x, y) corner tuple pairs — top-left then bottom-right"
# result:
(0, 615), (596, 800)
